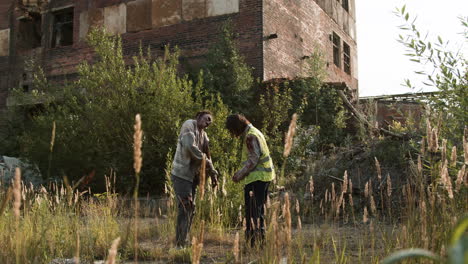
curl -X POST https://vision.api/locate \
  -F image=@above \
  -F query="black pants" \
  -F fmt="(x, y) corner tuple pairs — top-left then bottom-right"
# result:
(244, 180), (270, 247)
(171, 175), (197, 247)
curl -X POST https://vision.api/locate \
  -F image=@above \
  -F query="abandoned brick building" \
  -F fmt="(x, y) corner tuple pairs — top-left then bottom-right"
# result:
(0, 0), (358, 110)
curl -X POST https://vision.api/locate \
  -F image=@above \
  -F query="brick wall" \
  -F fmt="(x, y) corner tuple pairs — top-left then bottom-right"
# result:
(0, 0), (264, 109)
(263, 0), (358, 94)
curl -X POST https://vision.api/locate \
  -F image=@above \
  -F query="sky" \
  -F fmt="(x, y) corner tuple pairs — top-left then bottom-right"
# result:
(355, 0), (467, 97)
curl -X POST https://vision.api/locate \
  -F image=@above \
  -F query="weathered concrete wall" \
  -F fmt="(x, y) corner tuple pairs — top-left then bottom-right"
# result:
(263, 0), (358, 95)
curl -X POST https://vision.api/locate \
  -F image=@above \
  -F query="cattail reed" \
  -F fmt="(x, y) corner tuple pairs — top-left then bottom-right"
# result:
(105, 237), (121, 264)
(450, 146), (457, 166)
(283, 114), (298, 158)
(199, 155), (206, 200)
(440, 160), (454, 199)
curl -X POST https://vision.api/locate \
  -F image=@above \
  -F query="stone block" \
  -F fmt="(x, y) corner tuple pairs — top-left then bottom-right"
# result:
(79, 8), (105, 39)
(152, 0), (182, 28)
(207, 0), (238, 17)
(0, 29), (9, 56)
(104, 3), (126, 35)
(79, 11), (89, 39)
(88, 8), (104, 28)
(182, 0), (206, 21)
(127, 0), (152, 32)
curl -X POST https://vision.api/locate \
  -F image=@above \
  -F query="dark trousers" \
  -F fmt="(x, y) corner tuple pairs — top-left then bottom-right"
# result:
(244, 180), (270, 247)
(171, 175), (197, 247)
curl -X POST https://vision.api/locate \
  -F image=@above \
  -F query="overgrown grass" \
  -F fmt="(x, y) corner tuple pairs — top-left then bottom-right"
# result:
(0, 121), (467, 264)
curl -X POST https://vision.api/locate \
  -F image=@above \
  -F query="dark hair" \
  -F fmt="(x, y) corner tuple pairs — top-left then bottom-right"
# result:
(195, 110), (213, 119)
(225, 114), (250, 136)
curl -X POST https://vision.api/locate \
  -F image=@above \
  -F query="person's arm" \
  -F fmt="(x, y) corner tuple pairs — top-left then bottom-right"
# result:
(182, 132), (204, 160)
(202, 140), (219, 187)
(232, 135), (261, 182)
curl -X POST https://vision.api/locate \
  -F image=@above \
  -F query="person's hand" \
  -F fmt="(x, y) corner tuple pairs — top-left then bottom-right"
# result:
(210, 170), (219, 188)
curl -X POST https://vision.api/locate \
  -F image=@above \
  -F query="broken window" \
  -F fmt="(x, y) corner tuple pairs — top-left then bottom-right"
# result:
(332, 32), (341, 68)
(51, 8), (74, 48)
(342, 0), (349, 12)
(17, 12), (42, 52)
(343, 41), (351, 74)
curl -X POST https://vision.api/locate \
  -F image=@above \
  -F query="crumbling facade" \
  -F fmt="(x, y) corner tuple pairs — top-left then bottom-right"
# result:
(0, 0), (358, 109)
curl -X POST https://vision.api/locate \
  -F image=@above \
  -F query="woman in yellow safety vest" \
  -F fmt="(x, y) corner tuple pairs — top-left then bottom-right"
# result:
(226, 114), (275, 248)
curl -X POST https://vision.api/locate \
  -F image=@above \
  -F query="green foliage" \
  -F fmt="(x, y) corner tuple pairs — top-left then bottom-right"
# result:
(203, 20), (254, 113)
(258, 83), (293, 164)
(395, 6), (468, 143)
(7, 28), (235, 193)
(382, 215), (468, 264)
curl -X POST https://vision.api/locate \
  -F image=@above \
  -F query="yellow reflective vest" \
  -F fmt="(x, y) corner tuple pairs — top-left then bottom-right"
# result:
(242, 126), (275, 185)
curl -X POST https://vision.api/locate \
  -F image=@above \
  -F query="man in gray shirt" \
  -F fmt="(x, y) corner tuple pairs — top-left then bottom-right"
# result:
(171, 110), (218, 247)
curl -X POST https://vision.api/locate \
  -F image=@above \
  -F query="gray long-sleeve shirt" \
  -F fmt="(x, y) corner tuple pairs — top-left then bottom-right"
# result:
(171, 119), (215, 182)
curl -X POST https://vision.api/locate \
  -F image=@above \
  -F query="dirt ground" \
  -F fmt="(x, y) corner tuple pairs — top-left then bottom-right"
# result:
(128, 218), (395, 264)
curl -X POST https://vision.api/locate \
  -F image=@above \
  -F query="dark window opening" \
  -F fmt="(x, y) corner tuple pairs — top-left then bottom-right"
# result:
(17, 12), (42, 52)
(342, 0), (349, 12)
(332, 32), (341, 68)
(343, 42), (351, 74)
(51, 8), (74, 48)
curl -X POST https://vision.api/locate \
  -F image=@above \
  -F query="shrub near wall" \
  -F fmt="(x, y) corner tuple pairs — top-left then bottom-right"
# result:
(8, 28), (237, 193)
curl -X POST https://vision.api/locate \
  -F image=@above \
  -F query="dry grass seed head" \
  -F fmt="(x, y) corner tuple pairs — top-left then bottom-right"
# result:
(363, 206), (368, 223)
(455, 165), (466, 190)
(386, 173), (392, 197)
(233, 232), (240, 263)
(441, 139), (447, 162)
(463, 129), (468, 164)
(133, 114), (143, 174)
(13, 168), (21, 219)
(105, 237), (121, 264)
(440, 160), (454, 199)
(450, 146), (457, 166)
(283, 113), (298, 158)
(374, 158), (382, 180)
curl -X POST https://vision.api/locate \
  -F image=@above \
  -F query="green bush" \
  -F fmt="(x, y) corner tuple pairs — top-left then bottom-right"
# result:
(6, 28), (235, 194)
